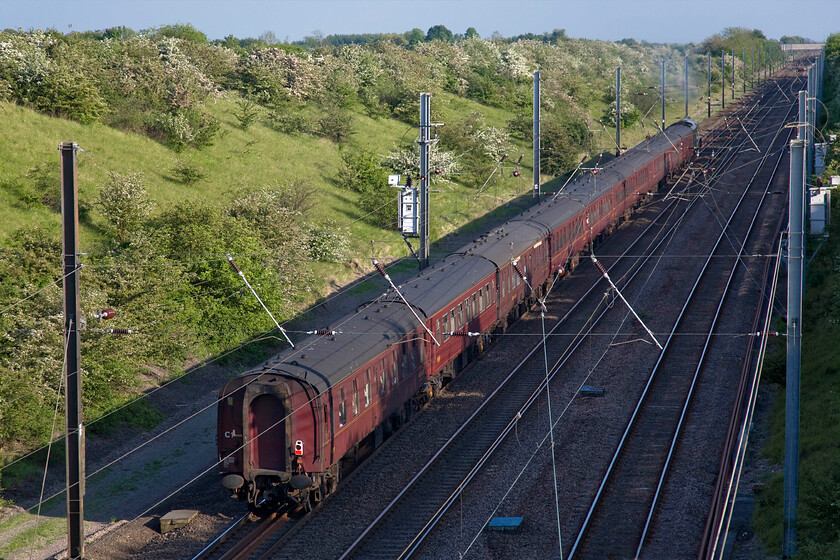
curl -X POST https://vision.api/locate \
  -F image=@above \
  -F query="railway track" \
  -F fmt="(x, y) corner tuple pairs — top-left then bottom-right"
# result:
(568, 81), (797, 559)
(192, 509), (293, 560)
(198, 70), (801, 560)
(329, 88), (784, 560)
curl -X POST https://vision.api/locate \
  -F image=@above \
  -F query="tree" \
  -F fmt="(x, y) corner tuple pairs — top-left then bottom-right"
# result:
(97, 172), (154, 243)
(426, 25), (453, 43)
(153, 23), (208, 44)
(103, 26), (135, 40)
(259, 30), (278, 45)
(465, 27), (479, 40)
(404, 28), (425, 45)
(780, 35), (808, 44)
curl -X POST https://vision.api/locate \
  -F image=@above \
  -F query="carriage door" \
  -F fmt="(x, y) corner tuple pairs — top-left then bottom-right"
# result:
(664, 152), (672, 178)
(248, 394), (287, 470)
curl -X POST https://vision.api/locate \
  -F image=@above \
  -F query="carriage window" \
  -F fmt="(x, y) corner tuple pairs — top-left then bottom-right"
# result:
(472, 293), (478, 317)
(442, 313), (450, 341)
(436, 319), (441, 342)
(478, 288), (484, 312)
(364, 370), (371, 407)
(457, 303), (463, 328)
(352, 380), (359, 416)
(465, 298), (471, 322)
(339, 388), (347, 426)
(450, 309), (456, 332)
(487, 283), (493, 303)
(391, 362), (398, 386)
(379, 369), (386, 394)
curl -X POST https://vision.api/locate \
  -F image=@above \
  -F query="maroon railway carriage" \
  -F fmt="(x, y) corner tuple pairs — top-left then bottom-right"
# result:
(217, 119), (697, 512)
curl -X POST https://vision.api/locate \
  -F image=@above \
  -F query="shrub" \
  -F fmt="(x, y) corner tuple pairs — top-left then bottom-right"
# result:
(341, 149), (395, 228)
(306, 221), (350, 262)
(153, 108), (220, 151)
(25, 165), (61, 212)
(601, 100), (642, 128)
(317, 109), (354, 143)
(96, 172), (154, 243)
(234, 95), (260, 130)
(171, 160), (205, 184)
(269, 109), (312, 134)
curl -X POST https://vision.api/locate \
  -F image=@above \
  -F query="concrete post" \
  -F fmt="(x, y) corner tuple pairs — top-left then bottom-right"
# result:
(534, 70), (540, 200)
(616, 67), (621, 155)
(418, 93), (431, 269)
(783, 138), (805, 559)
(60, 142), (84, 560)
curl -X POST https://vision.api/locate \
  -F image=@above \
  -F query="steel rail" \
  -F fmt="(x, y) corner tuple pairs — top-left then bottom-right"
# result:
(636, 102), (796, 557)
(395, 101), (775, 560)
(336, 160), (706, 560)
(190, 513), (250, 560)
(567, 82), (796, 559)
(705, 233), (785, 560)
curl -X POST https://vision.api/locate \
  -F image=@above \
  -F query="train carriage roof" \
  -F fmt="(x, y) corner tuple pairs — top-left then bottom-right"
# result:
(223, 254), (497, 395)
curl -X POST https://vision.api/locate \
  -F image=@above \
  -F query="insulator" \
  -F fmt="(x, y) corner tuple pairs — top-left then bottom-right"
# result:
(512, 262), (526, 281)
(500, 153), (508, 163)
(307, 328), (338, 336)
(106, 328), (135, 335)
(434, 167), (441, 174)
(226, 254), (242, 274)
(94, 308), (116, 321)
(449, 331), (478, 337)
(372, 258), (388, 279)
(557, 266), (566, 276)
(516, 154), (524, 164)
(513, 169), (520, 177)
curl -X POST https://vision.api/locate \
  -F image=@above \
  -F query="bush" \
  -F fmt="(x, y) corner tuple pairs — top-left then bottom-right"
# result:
(270, 109), (312, 134)
(306, 221), (349, 262)
(96, 172), (154, 243)
(153, 108), (220, 151)
(317, 109), (354, 143)
(234, 96), (260, 130)
(601, 100), (642, 128)
(341, 149), (395, 228)
(171, 160), (205, 184)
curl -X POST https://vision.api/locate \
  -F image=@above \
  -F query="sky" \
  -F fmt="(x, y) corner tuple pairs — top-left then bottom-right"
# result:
(2, 0), (837, 45)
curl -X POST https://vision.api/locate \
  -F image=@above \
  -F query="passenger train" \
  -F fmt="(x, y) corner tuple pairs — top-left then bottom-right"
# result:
(217, 118), (698, 512)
